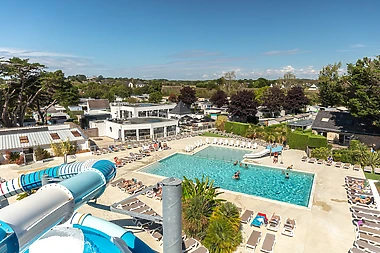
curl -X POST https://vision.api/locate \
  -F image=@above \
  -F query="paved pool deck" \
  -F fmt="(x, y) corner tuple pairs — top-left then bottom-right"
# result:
(7, 135), (364, 252)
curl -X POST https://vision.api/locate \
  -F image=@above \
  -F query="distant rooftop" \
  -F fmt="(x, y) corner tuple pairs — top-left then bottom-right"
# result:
(111, 102), (163, 107)
(108, 117), (176, 125)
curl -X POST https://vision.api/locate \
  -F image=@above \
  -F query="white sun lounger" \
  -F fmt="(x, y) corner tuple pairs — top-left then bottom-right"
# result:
(375, 168), (380, 174)
(267, 213), (281, 232)
(356, 232), (380, 246)
(354, 239), (380, 253)
(364, 166), (373, 173)
(261, 233), (276, 253)
(246, 142), (252, 149)
(245, 230), (262, 252)
(240, 142), (246, 148)
(234, 140), (240, 147)
(253, 142), (258, 149)
(282, 218), (296, 237)
(240, 210), (254, 224)
(229, 140), (234, 146)
(224, 139), (229, 145)
(218, 138), (223, 145)
(358, 225), (380, 237)
(182, 238), (199, 252)
(212, 138), (217, 144)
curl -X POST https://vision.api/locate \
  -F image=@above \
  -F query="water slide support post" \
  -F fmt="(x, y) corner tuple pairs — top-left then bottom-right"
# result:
(162, 177), (182, 253)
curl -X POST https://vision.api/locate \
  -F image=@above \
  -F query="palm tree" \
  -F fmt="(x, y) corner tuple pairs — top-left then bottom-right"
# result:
(363, 151), (380, 168)
(182, 195), (213, 240)
(211, 202), (241, 231)
(182, 176), (223, 203)
(203, 216), (242, 253)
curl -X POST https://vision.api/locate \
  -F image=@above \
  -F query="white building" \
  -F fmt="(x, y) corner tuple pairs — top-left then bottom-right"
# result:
(90, 118), (179, 141)
(110, 102), (176, 119)
(0, 125), (88, 163)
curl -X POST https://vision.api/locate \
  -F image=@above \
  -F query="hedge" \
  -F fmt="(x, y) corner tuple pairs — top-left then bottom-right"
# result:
(288, 130), (327, 150)
(288, 131), (309, 150)
(224, 121), (250, 136)
(308, 135), (327, 148)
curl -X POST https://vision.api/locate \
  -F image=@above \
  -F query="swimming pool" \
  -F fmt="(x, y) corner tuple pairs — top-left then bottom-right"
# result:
(194, 145), (252, 162)
(142, 146), (314, 207)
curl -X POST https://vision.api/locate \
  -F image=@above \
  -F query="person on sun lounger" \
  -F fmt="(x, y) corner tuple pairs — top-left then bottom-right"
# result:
(287, 165), (293, 170)
(354, 196), (373, 204)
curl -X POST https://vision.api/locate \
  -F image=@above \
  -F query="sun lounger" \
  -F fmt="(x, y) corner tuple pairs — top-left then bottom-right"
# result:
(358, 225), (380, 237)
(245, 230), (262, 252)
(234, 140), (240, 147)
(118, 197), (140, 206)
(240, 142), (246, 148)
(246, 142), (252, 149)
(142, 223), (162, 234)
(253, 142), (258, 149)
(218, 139), (223, 145)
(151, 231), (163, 241)
(192, 246), (209, 253)
(122, 201), (145, 211)
(335, 162), (342, 168)
(357, 232), (380, 246)
(182, 238), (199, 252)
(110, 178), (125, 187)
(308, 158), (316, 164)
(267, 213), (281, 232)
(364, 166), (373, 173)
(133, 205), (151, 214)
(375, 168), (380, 174)
(354, 239), (380, 253)
(212, 138), (217, 144)
(353, 211), (380, 223)
(353, 164), (361, 171)
(240, 210), (254, 224)
(343, 163), (351, 169)
(229, 140), (234, 146)
(349, 247), (366, 253)
(282, 218), (296, 237)
(317, 159), (324, 164)
(351, 206), (380, 217)
(301, 156), (308, 162)
(260, 233), (276, 253)
(251, 213), (268, 228)
(224, 139), (229, 145)
(346, 176), (366, 182)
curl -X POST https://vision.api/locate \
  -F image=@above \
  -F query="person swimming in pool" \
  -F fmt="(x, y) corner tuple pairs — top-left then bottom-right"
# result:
(244, 164), (248, 169)
(285, 172), (290, 179)
(233, 170), (240, 179)
(233, 160), (238, 166)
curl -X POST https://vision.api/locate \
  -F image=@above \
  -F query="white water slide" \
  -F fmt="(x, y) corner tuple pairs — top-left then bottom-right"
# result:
(243, 149), (270, 159)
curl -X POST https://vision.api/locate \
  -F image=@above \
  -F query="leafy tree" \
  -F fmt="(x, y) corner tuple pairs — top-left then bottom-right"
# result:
(34, 146), (51, 161)
(228, 90), (258, 123)
(252, 77), (269, 88)
(345, 56), (380, 125)
(216, 77), (226, 86)
(182, 176), (223, 202)
(0, 57), (46, 127)
(168, 93), (178, 103)
(284, 86), (309, 114)
(210, 90), (228, 108)
(363, 151), (380, 169)
(75, 74), (87, 82)
(178, 86), (197, 106)
(215, 115), (228, 131)
(34, 70), (79, 124)
(148, 91), (162, 103)
(254, 86), (270, 104)
(262, 87), (285, 117)
(318, 62), (344, 107)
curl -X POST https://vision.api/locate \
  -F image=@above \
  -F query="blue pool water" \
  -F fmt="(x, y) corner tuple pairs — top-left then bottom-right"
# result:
(195, 145), (252, 162)
(142, 146), (314, 207)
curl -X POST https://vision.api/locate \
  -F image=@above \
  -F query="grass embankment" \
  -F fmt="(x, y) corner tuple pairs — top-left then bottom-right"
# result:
(364, 172), (380, 181)
(201, 132), (226, 138)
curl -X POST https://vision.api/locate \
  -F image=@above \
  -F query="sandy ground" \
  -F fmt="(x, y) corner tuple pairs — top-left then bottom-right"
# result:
(0, 136), (368, 253)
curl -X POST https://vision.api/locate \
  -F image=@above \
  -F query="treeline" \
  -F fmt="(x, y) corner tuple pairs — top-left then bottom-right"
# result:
(0, 57), (79, 127)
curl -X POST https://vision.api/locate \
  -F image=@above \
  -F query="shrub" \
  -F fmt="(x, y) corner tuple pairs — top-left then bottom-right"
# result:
(288, 131), (309, 150)
(332, 149), (355, 164)
(215, 116), (228, 131)
(51, 140), (77, 157)
(308, 135), (327, 148)
(311, 147), (331, 160)
(34, 146), (51, 161)
(224, 121), (250, 136)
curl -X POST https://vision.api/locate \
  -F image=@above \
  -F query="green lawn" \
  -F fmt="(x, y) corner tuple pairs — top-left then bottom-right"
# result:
(201, 132), (226, 138)
(364, 172), (380, 181)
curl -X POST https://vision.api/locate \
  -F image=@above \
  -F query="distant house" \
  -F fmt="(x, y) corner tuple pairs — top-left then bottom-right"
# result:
(128, 81), (147, 88)
(169, 101), (192, 119)
(86, 99), (110, 114)
(308, 84), (318, 91)
(311, 110), (380, 146)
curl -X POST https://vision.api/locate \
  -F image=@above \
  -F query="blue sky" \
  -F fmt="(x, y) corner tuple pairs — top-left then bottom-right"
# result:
(1, 0), (379, 80)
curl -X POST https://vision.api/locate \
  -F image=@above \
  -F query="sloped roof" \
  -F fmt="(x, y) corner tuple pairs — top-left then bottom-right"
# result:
(0, 127), (86, 150)
(169, 101), (191, 115)
(87, 99), (110, 110)
(311, 111), (380, 136)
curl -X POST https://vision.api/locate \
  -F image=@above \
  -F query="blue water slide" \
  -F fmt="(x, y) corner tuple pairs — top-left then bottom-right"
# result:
(0, 160), (153, 253)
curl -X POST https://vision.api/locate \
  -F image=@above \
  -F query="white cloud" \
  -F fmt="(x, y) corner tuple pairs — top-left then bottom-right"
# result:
(350, 44), (366, 48)
(263, 49), (311, 56)
(0, 47), (103, 76)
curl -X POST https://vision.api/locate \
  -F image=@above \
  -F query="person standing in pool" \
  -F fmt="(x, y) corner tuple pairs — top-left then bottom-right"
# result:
(285, 172), (290, 179)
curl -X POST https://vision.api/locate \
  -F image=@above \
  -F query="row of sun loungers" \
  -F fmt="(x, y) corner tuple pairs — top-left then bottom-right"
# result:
(345, 176), (380, 253)
(241, 209), (296, 252)
(212, 138), (258, 149)
(302, 156), (380, 173)
(110, 178), (147, 195)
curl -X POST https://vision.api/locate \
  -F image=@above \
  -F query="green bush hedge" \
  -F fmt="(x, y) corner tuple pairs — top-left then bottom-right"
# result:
(288, 131), (309, 150)
(288, 130), (327, 150)
(311, 147), (331, 160)
(224, 122), (250, 136)
(308, 135), (327, 148)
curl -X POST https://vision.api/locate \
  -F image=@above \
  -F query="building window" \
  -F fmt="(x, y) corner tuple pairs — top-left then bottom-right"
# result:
(19, 136), (29, 143)
(71, 130), (81, 137)
(50, 133), (61, 140)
